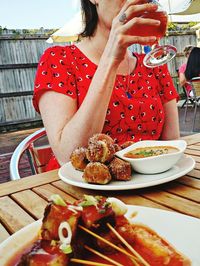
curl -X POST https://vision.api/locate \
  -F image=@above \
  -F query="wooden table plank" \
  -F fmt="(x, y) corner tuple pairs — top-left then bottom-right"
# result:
(182, 133), (200, 145)
(162, 182), (200, 203)
(185, 149), (200, 157)
(187, 145), (200, 151)
(187, 169), (200, 179)
(193, 143), (200, 146)
(11, 190), (48, 219)
(33, 184), (76, 204)
(111, 194), (173, 211)
(194, 162), (200, 170)
(139, 189), (200, 218)
(0, 197), (34, 233)
(53, 181), (97, 199)
(53, 181), (174, 211)
(0, 223), (10, 243)
(178, 176), (200, 189)
(0, 170), (59, 197)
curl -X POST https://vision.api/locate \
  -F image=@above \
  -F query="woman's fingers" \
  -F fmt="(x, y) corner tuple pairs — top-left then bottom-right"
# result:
(115, 16), (161, 46)
(124, 15), (161, 32)
(108, 0), (162, 58)
(119, 0), (156, 18)
(120, 0), (148, 14)
(119, 34), (157, 47)
(123, 3), (158, 20)
(115, 1), (161, 29)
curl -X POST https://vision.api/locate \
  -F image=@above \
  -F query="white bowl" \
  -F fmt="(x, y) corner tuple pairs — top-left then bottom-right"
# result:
(115, 140), (187, 174)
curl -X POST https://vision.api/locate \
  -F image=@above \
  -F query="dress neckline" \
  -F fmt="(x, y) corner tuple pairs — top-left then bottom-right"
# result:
(70, 44), (139, 77)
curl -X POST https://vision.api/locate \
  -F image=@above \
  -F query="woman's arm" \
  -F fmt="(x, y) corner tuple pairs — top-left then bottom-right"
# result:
(160, 99), (180, 140)
(39, 58), (119, 165)
(38, 1), (160, 165)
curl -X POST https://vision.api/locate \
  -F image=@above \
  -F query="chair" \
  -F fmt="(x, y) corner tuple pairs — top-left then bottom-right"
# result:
(175, 69), (194, 109)
(190, 77), (200, 131)
(181, 85), (194, 109)
(183, 85), (195, 122)
(10, 128), (53, 180)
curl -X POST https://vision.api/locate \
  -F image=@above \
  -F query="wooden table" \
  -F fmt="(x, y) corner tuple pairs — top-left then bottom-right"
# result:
(0, 134), (200, 245)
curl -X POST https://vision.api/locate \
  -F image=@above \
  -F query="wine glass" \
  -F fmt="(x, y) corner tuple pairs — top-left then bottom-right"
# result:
(142, 0), (177, 68)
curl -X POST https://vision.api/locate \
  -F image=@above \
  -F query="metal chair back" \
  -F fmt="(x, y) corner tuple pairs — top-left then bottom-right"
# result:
(183, 85), (195, 122)
(10, 128), (53, 180)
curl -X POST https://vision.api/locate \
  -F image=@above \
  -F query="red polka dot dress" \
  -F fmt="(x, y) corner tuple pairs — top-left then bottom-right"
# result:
(33, 45), (179, 170)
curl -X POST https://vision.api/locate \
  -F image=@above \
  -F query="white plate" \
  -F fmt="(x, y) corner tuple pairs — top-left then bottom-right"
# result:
(58, 155), (195, 190)
(0, 220), (41, 265)
(0, 206), (199, 265)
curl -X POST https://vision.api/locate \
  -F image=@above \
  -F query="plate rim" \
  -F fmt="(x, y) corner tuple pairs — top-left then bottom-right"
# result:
(58, 155), (195, 191)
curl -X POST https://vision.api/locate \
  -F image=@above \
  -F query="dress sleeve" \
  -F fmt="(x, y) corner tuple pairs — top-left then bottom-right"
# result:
(153, 64), (180, 104)
(33, 46), (77, 113)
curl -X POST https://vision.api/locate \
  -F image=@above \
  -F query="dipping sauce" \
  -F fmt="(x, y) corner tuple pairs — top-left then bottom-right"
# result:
(124, 146), (179, 159)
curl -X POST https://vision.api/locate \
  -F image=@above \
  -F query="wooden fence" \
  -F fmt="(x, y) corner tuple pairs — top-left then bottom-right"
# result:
(0, 30), (198, 131)
(0, 30), (64, 132)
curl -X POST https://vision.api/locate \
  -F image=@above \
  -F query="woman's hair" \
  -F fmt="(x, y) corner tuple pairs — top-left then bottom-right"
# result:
(79, 0), (98, 38)
(185, 47), (200, 80)
(183, 45), (194, 57)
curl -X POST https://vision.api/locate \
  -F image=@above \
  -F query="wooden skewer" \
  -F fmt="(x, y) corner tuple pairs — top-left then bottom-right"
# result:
(118, 244), (140, 266)
(85, 245), (124, 266)
(78, 225), (137, 261)
(70, 258), (113, 266)
(107, 223), (150, 266)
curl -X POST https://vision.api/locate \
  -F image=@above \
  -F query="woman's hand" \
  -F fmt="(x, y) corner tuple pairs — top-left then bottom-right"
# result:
(105, 0), (161, 62)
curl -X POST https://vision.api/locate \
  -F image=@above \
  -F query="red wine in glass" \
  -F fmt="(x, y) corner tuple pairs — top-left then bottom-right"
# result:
(136, 0), (177, 68)
(132, 11), (168, 38)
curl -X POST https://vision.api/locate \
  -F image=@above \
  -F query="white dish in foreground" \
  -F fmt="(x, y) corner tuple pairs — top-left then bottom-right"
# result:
(58, 155), (195, 190)
(0, 206), (199, 265)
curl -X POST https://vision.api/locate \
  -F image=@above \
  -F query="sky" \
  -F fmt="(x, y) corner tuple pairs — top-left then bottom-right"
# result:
(0, 0), (80, 29)
(0, 0), (199, 29)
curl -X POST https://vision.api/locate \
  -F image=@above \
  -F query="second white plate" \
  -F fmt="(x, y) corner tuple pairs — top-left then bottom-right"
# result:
(58, 155), (195, 191)
(1, 205), (200, 265)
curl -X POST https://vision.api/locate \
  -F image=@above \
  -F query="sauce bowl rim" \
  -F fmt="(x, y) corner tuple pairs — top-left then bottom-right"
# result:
(116, 139), (187, 162)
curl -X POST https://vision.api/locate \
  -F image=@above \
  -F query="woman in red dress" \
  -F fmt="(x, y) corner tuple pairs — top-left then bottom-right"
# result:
(33, 0), (180, 170)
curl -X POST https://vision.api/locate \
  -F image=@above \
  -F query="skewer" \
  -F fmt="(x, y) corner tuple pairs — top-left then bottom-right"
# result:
(78, 225), (138, 261)
(107, 223), (150, 266)
(118, 245), (140, 266)
(85, 245), (124, 266)
(70, 258), (113, 266)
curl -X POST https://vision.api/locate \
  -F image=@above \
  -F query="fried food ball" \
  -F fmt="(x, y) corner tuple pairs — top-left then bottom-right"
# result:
(89, 133), (114, 145)
(70, 147), (88, 171)
(86, 134), (115, 163)
(113, 143), (121, 152)
(108, 157), (132, 181)
(83, 162), (112, 185)
(121, 141), (135, 149)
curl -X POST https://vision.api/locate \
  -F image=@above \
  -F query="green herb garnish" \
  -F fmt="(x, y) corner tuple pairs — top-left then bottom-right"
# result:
(50, 240), (58, 246)
(60, 243), (73, 254)
(135, 150), (155, 157)
(78, 195), (98, 207)
(50, 194), (67, 206)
